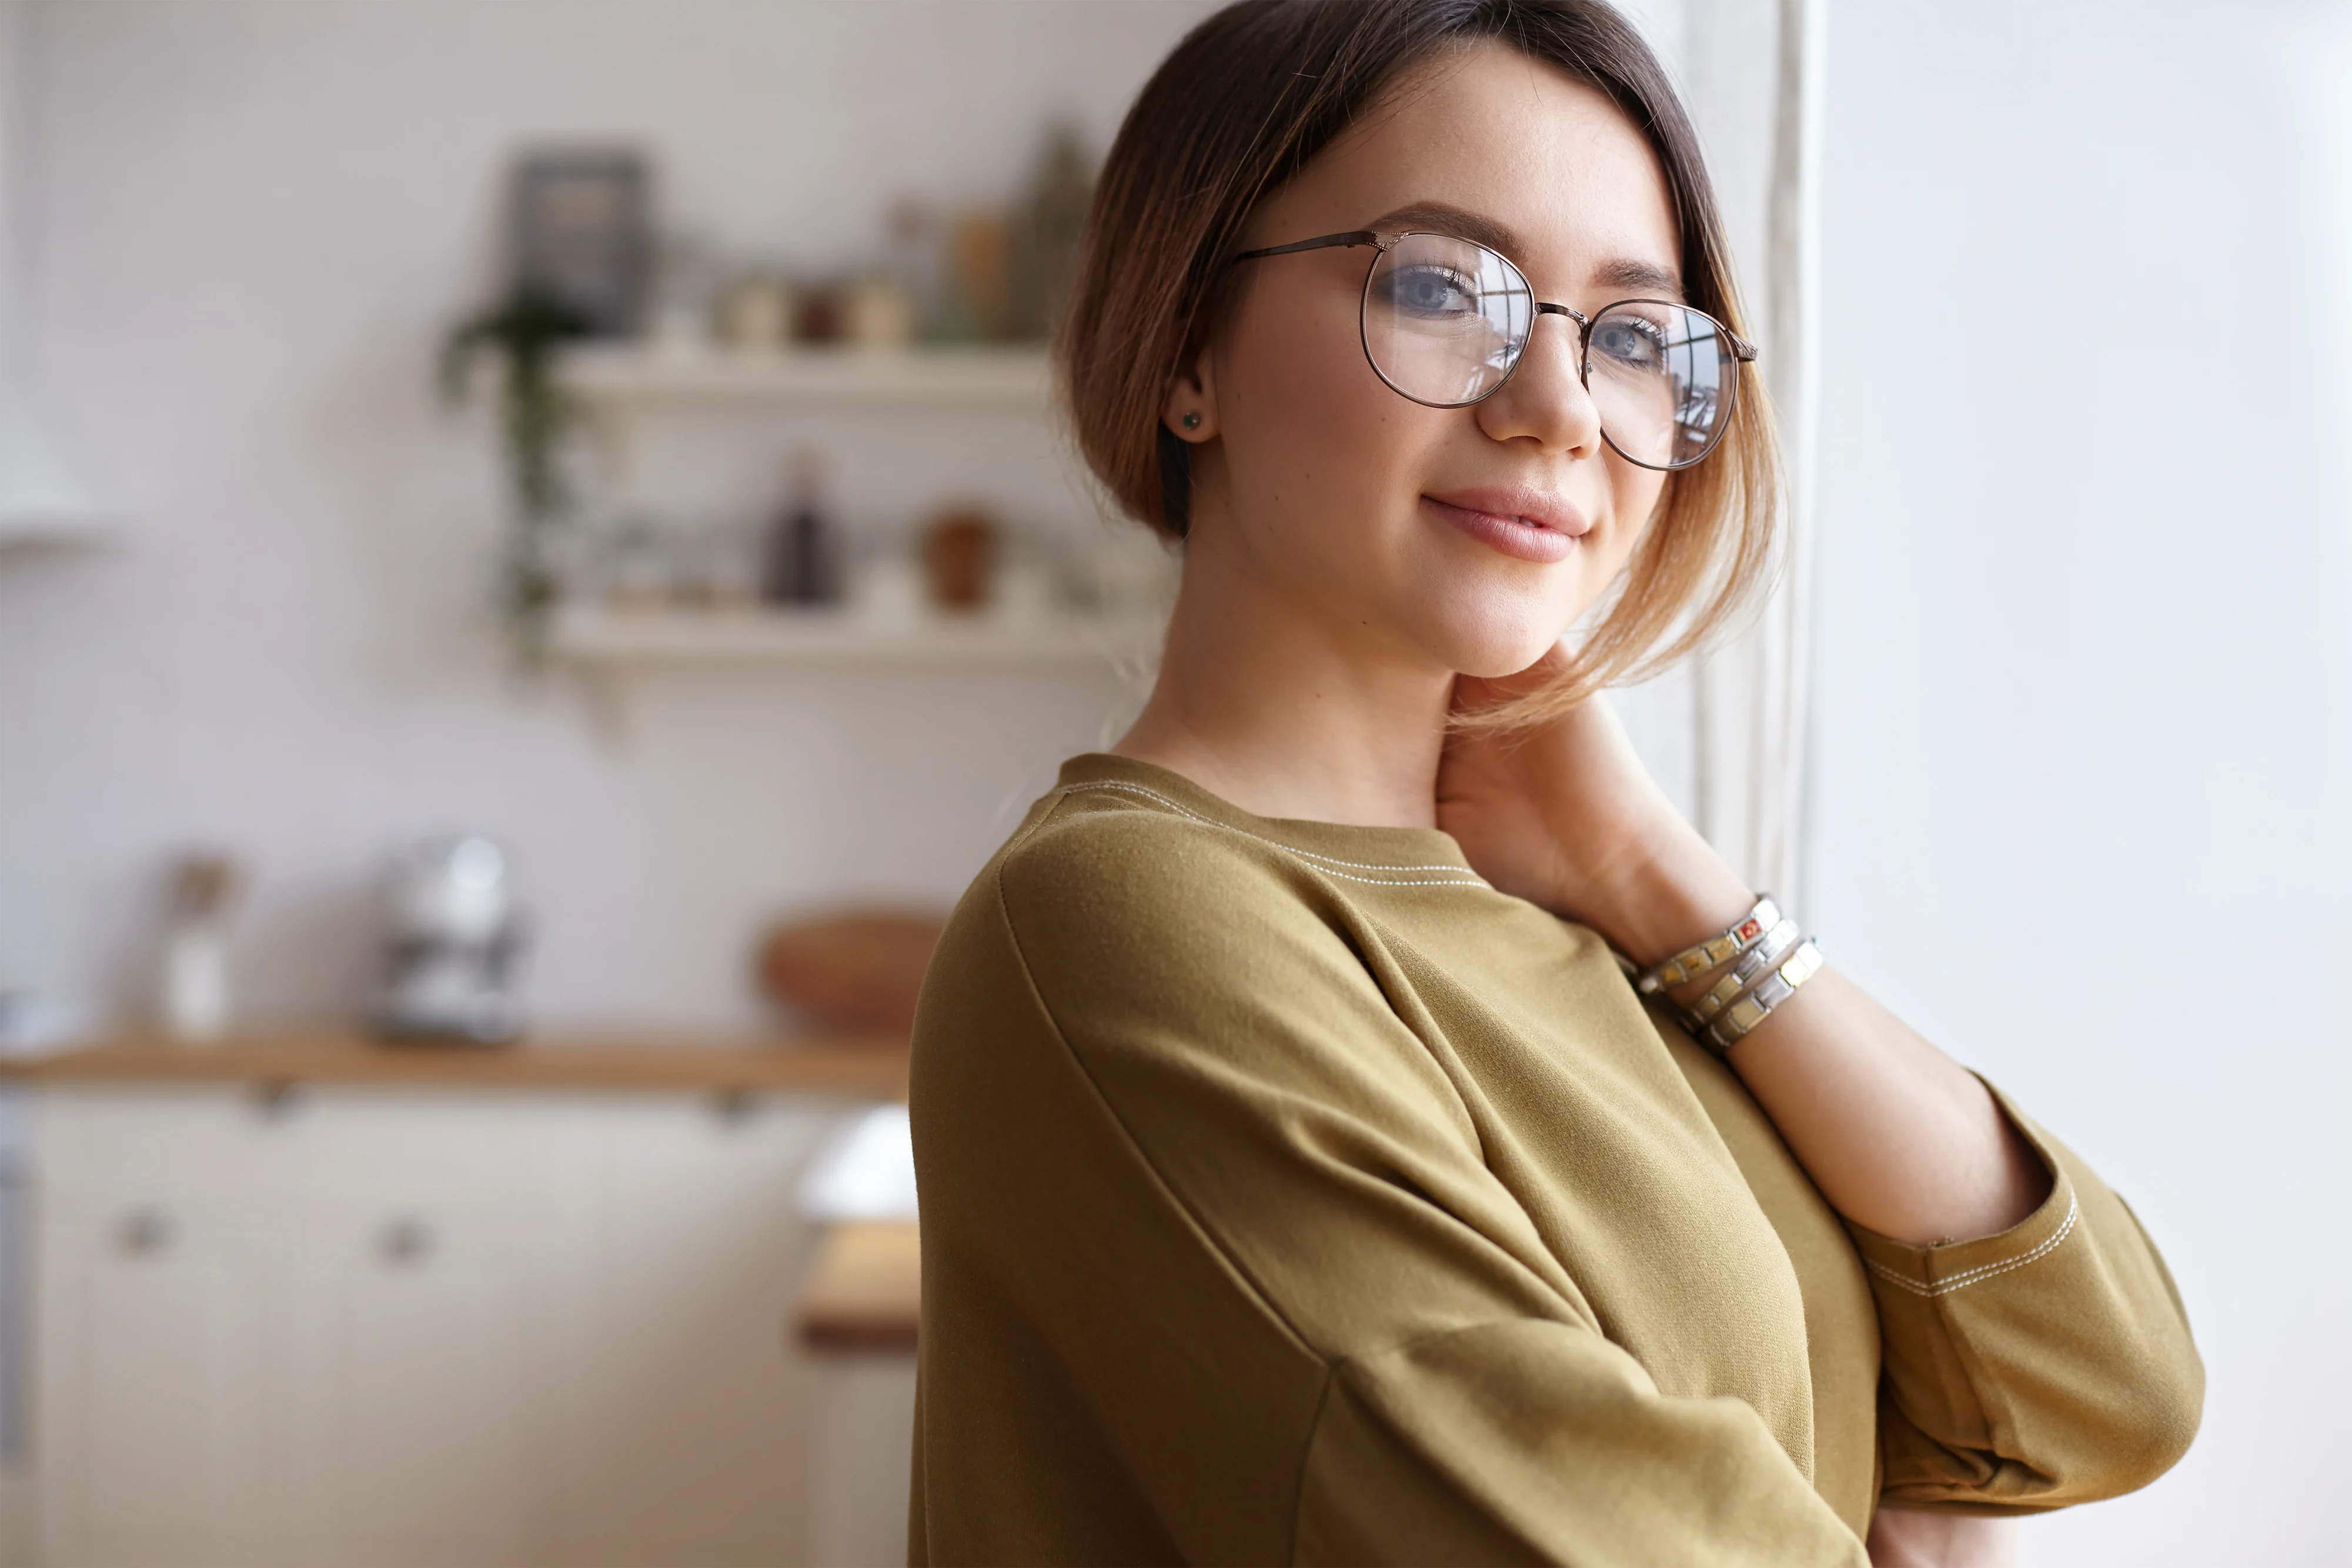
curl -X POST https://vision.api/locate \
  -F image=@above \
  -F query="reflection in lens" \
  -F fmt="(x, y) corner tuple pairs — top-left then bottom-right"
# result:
(1359, 235), (1736, 466)
(1362, 233), (1532, 406)
(1586, 302), (1729, 467)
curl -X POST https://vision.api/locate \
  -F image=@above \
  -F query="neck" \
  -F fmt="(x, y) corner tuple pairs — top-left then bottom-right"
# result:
(1112, 519), (1454, 830)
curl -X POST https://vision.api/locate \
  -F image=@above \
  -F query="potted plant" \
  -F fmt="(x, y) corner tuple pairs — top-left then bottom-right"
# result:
(440, 285), (589, 662)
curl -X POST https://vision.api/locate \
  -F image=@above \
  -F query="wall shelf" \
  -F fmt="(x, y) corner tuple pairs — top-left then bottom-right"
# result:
(548, 605), (1160, 741)
(550, 604), (1152, 665)
(555, 343), (1051, 412)
(469, 347), (1130, 740)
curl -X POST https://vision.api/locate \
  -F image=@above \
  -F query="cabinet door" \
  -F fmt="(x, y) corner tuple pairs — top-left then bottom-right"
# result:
(279, 1114), (584, 1568)
(35, 1195), (281, 1568)
(554, 1098), (833, 1568)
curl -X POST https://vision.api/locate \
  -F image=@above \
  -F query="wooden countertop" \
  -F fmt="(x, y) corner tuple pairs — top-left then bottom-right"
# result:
(0, 1027), (910, 1101)
(796, 1219), (921, 1353)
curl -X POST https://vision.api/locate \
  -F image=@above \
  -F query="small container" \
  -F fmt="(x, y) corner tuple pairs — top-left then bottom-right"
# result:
(921, 507), (998, 611)
(763, 450), (838, 607)
(943, 210), (1013, 341)
(161, 853), (240, 1044)
(845, 276), (916, 350)
(163, 925), (228, 1042)
(794, 282), (847, 346)
(647, 233), (719, 356)
(718, 272), (796, 351)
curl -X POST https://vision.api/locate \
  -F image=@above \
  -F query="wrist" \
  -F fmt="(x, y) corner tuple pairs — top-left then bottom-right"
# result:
(1581, 820), (1755, 968)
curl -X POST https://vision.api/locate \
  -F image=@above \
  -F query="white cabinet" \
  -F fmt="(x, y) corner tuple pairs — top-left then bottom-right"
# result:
(19, 1085), (860, 1568)
(553, 1099), (831, 1567)
(38, 1194), (280, 1567)
(286, 1191), (562, 1567)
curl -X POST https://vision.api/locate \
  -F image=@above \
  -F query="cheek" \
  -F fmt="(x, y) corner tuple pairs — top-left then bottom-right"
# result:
(1218, 290), (1426, 531)
(1601, 464), (1672, 575)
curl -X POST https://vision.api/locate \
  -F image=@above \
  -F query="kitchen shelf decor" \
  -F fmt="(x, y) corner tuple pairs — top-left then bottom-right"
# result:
(477, 335), (1175, 745)
(453, 331), (1166, 744)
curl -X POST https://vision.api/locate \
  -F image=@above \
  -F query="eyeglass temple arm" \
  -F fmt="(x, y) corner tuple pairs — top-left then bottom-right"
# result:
(1230, 230), (1383, 262)
(1666, 327), (1759, 362)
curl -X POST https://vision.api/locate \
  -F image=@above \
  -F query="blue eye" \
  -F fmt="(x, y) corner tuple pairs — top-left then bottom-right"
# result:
(1381, 264), (1480, 320)
(1591, 314), (1669, 371)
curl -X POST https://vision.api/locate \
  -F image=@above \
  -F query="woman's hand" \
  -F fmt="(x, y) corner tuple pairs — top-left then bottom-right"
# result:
(1436, 649), (1751, 963)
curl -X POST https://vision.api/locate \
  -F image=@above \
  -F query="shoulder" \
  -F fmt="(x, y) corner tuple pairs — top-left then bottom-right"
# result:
(985, 784), (1347, 996)
(926, 774), (1438, 1048)
(1003, 781), (1302, 910)
(916, 778), (1483, 1194)
(922, 776), (1472, 1084)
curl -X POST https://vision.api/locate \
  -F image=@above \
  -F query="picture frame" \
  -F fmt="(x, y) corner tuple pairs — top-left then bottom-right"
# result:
(507, 147), (652, 338)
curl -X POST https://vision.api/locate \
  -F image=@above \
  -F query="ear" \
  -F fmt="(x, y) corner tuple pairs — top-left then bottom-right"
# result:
(1161, 344), (1220, 442)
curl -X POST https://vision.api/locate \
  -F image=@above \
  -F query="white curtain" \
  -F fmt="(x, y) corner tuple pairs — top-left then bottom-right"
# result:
(1612, 0), (1826, 905)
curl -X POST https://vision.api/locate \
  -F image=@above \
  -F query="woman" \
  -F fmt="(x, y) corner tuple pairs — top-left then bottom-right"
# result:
(908, 1), (2202, 1562)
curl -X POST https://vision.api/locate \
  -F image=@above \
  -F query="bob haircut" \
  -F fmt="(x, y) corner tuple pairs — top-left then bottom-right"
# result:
(1055, 0), (1780, 728)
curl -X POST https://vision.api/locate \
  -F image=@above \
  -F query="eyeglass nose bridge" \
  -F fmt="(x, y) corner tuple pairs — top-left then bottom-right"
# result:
(1528, 300), (1596, 383)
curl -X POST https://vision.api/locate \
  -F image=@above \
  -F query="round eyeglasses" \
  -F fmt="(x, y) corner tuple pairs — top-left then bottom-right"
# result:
(1229, 229), (1757, 472)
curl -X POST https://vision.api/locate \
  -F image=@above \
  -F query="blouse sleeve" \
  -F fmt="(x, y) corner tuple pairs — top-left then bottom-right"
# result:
(923, 810), (1871, 1567)
(1843, 1082), (2203, 1512)
(1289, 1316), (1866, 1564)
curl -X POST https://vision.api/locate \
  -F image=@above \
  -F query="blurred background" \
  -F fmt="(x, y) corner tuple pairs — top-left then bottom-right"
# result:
(0, 1), (2345, 1564)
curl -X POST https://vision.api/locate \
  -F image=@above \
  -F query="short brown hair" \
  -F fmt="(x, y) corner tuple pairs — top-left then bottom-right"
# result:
(1055, 0), (1779, 724)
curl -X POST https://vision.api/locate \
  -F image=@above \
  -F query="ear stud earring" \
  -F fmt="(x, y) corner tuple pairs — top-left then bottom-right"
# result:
(1181, 412), (1201, 430)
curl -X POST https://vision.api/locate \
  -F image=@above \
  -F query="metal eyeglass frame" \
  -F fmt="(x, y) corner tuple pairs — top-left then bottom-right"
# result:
(1227, 229), (1759, 472)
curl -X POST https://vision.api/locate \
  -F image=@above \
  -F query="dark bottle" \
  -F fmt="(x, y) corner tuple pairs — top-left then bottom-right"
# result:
(762, 447), (837, 606)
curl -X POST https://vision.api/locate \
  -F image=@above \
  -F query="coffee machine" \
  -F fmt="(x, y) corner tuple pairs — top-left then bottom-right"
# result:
(371, 835), (529, 1044)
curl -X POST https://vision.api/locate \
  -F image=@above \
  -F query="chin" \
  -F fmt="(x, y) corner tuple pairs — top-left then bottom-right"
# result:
(1428, 609), (1572, 680)
(1391, 556), (1593, 679)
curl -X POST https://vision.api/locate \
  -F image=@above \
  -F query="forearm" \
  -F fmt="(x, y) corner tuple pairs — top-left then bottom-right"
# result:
(1439, 691), (2196, 1513)
(1596, 823), (2047, 1248)
(1867, 1506), (2020, 1568)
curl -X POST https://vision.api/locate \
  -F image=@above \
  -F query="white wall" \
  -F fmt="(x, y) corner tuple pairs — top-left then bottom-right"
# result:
(0, 0), (1218, 1031)
(1809, 3), (2351, 1562)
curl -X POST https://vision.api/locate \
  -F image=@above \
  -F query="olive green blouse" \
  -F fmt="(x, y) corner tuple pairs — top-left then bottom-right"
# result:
(907, 753), (2201, 1564)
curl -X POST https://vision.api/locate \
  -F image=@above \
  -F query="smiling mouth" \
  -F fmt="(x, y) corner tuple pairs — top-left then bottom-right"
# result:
(1420, 494), (1583, 565)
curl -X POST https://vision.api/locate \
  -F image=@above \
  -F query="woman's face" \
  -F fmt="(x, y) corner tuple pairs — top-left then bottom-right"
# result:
(1179, 42), (1683, 678)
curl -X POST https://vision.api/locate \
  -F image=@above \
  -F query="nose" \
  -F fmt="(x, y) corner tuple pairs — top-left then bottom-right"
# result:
(1474, 310), (1603, 457)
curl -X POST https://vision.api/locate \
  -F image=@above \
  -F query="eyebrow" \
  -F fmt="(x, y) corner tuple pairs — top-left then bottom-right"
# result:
(1367, 199), (1686, 302)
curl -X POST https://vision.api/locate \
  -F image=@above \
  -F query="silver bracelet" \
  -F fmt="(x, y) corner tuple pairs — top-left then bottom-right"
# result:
(1702, 938), (1826, 1055)
(1636, 895), (1782, 994)
(1681, 917), (1802, 1027)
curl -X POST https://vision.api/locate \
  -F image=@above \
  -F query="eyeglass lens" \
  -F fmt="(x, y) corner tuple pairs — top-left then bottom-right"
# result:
(1361, 232), (1736, 469)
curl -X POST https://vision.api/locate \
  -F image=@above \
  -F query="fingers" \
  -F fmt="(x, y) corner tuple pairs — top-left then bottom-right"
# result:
(1454, 640), (1574, 714)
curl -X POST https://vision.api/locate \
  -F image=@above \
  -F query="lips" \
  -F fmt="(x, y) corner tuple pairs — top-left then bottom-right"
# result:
(1421, 486), (1591, 565)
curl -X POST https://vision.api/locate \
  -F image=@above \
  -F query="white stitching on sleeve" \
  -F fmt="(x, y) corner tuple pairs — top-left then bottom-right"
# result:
(1863, 1195), (2079, 1299)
